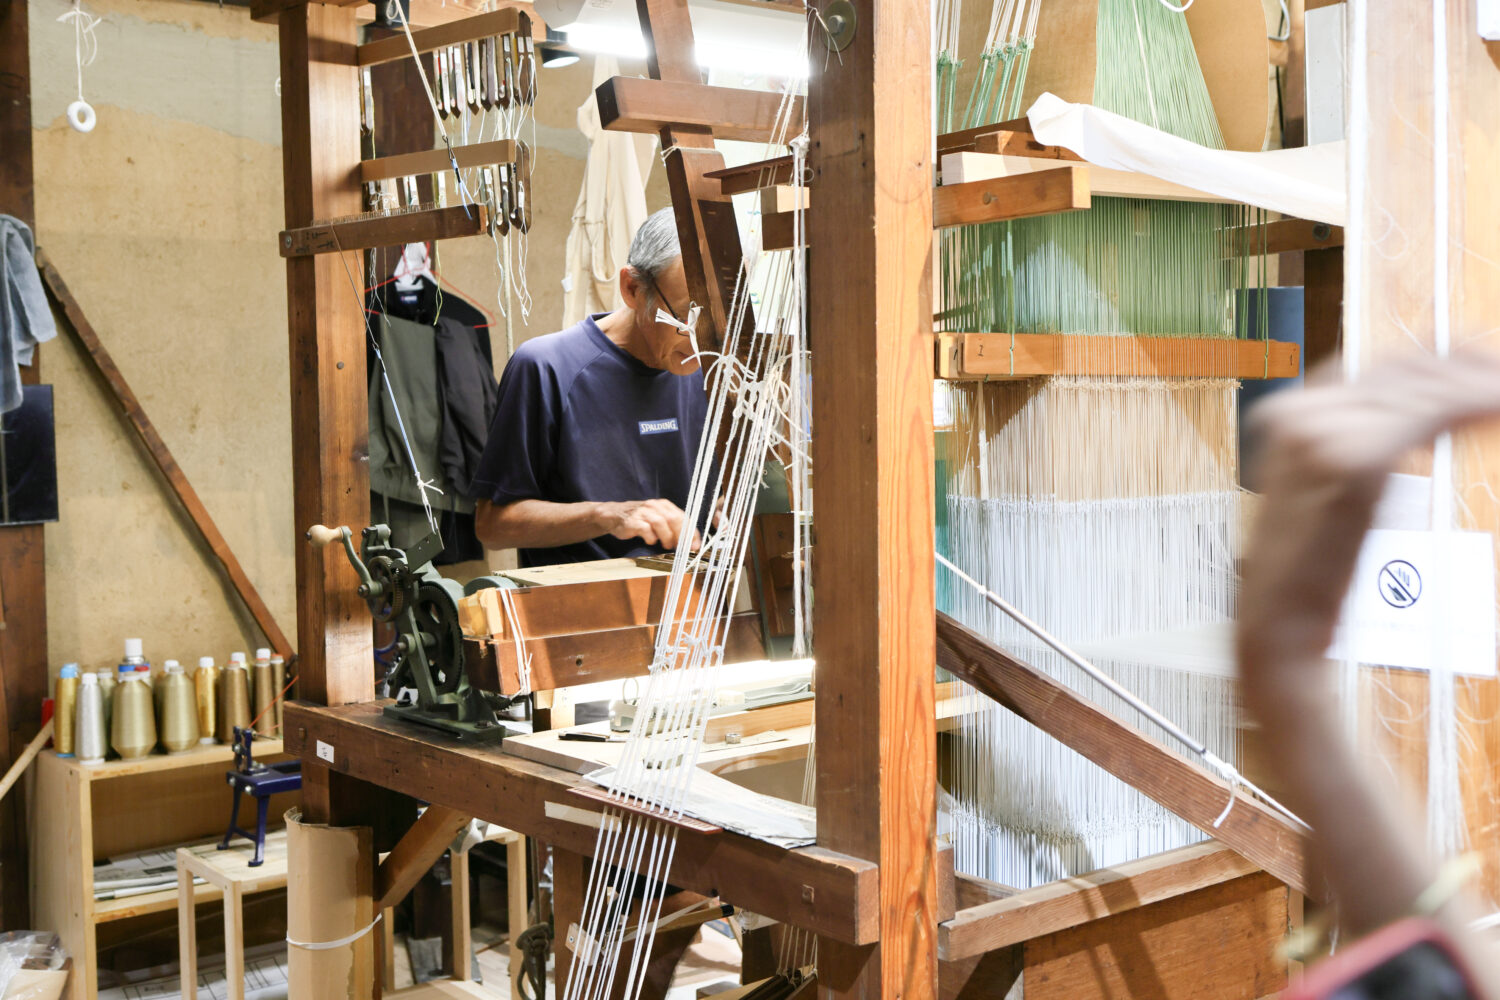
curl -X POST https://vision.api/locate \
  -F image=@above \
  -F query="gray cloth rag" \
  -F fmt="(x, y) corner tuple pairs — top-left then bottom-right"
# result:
(0, 216), (57, 413)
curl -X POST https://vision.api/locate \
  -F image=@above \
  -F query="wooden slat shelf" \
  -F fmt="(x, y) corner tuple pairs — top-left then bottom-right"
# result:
(357, 7), (521, 66)
(93, 880), (227, 924)
(360, 138), (517, 184)
(705, 155), (797, 195)
(280, 205), (488, 257)
(53, 740), (282, 783)
(935, 332), (1301, 380)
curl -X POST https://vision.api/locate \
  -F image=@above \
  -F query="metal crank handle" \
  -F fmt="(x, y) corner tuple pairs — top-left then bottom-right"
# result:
(305, 524), (379, 597)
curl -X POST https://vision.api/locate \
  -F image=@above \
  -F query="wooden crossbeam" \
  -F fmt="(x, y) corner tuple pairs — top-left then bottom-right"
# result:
(939, 841), (1259, 960)
(935, 332), (1301, 381)
(36, 250), (295, 661)
(973, 129), (1083, 160)
(279, 205), (489, 256)
(595, 76), (802, 144)
(934, 612), (1312, 897)
(360, 139), (516, 183)
(936, 117), (1034, 156)
(375, 804), (471, 910)
(1224, 218), (1344, 257)
(705, 155), (797, 195)
(934, 167), (1091, 228)
(356, 7), (520, 66)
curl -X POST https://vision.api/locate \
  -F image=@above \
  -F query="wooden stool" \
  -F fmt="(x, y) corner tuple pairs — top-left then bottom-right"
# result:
(177, 827), (289, 1000)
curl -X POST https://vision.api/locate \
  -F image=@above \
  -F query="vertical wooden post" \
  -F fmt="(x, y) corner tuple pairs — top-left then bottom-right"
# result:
(277, 2), (375, 829)
(0, 0), (47, 931)
(809, 0), (937, 996)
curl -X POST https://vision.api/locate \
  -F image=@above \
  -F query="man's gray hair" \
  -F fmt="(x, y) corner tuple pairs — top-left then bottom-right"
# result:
(625, 208), (682, 303)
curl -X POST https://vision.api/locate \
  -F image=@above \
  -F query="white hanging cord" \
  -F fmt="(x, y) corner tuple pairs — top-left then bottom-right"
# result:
(58, 1), (100, 133)
(1268, 0), (1290, 42)
(1156, 0), (1194, 11)
(498, 588), (534, 695)
(935, 551), (1309, 831)
(286, 912), (383, 951)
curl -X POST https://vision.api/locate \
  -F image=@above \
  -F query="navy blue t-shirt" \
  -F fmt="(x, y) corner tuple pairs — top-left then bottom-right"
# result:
(472, 314), (708, 566)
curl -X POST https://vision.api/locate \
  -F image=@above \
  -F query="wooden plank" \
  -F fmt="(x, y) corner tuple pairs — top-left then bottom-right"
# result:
(356, 7), (520, 66)
(465, 611), (765, 694)
(1303, 247), (1343, 366)
(595, 76), (802, 145)
(935, 612), (1312, 896)
(375, 804), (471, 910)
(0, 0), (43, 931)
(1224, 219), (1344, 257)
(704, 155), (797, 196)
(936, 117), (1033, 156)
(943, 151), (1222, 205)
(939, 841), (1259, 960)
(934, 168), (1090, 228)
(283, 699), (879, 943)
(360, 138), (517, 183)
(935, 332), (1301, 381)
(278, 4), (372, 720)
(280, 205), (489, 256)
(569, 786), (723, 835)
(973, 130), (1083, 161)
(1021, 873), (1288, 1000)
(807, 0), (938, 995)
(36, 253), (295, 660)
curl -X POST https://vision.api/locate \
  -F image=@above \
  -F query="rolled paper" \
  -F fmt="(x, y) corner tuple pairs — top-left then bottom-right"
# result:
(54, 664), (79, 757)
(159, 666), (200, 753)
(111, 674), (156, 760)
(218, 665), (251, 745)
(75, 673), (107, 765)
(195, 657), (219, 745)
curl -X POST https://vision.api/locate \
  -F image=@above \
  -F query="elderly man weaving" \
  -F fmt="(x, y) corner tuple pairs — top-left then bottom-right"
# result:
(473, 208), (710, 562)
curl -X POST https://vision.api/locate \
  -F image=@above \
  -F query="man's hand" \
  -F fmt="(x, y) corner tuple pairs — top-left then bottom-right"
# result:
(596, 499), (702, 551)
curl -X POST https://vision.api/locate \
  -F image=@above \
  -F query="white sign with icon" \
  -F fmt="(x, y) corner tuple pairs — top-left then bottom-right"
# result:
(1328, 529), (1497, 676)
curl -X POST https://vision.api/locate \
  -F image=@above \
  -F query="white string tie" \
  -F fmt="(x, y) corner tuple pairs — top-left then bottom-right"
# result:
(286, 911), (383, 951)
(498, 587), (534, 695)
(58, 2), (100, 133)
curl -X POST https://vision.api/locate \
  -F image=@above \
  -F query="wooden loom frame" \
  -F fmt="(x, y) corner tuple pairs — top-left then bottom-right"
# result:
(259, 0), (1342, 996)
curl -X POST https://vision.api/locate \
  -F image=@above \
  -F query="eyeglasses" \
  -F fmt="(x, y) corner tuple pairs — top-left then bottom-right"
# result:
(646, 275), (691, 328)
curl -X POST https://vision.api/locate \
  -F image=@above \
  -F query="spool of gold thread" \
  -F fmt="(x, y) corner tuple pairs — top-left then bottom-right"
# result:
(269, 654), (286, 736)
(251, 649), (275, 738)
(96, 668), (115, 751)
(54, 664), (80, 757)
(218, 660), (252, 745)
(194, 656), (219, 745)
(158, 662), (199, 753)
(111, 674), (157, 760)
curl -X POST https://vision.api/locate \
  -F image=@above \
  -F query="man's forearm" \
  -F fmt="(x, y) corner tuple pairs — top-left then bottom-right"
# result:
(476, 498), (605, 550)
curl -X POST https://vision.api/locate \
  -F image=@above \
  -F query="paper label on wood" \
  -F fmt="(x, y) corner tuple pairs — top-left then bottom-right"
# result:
(316, 739), (335, 763)
(1329, 529), (1497, 676)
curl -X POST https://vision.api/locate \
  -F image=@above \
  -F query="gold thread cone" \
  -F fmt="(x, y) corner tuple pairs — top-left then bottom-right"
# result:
(218, 665), (251, 744)
(96, 669), (116, 752)
(54, 673), (78, 756)
(195, 663), (219, 744)
(159, 671), (200, 753)
(111, 676), (157, 760)
(251, 662), (275, 737)
(270, 656), (286, 736)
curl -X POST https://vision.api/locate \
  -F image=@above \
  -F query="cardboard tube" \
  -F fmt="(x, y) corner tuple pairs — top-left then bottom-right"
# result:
(285, 808), (375, 998)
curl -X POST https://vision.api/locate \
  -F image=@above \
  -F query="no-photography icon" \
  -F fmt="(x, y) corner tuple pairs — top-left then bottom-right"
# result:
(1379, 559), (1422, 609)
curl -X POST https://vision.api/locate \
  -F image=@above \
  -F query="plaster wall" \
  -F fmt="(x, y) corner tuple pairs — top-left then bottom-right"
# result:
(27, 0), (658, 673)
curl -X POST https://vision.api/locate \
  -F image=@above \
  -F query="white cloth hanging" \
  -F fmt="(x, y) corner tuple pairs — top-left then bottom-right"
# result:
(561, 56), (657, 327)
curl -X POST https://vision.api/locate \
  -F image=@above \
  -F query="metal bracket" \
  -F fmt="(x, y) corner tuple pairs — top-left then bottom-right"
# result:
(822, 0), (856, 51)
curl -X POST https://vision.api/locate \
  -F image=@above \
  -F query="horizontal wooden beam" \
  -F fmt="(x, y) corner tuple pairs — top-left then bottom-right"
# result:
(705, 155), (797, 196)
(933, 167), (1091, 229)
(284, 699), (879, 943)
(935, 333), (1301, 381)
(942, 152), (1223, 205)
(357, 7), (521, 66)
(279, 204), (489, 256)
(1224, 218), (1344, 257)
(934, 612), (1311, 897)
(936, 117), (1035, 156)
(595, 76), (801, 144)
(360, 138), (516, 183)
(464, 611), (765, 694)
(972, 129), (1083, 161)
(375, 804), (471, 910)
(939, 841), (1258, 960)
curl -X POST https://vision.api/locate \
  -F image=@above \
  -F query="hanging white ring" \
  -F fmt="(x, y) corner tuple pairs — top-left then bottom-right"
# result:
(66, 99), (96, 133)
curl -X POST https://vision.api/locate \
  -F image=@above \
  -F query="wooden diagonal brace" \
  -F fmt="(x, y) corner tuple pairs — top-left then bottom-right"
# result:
(376, 804), (472, 910)
(36, 250), (295, 661)
(934, 611), (1311, 897)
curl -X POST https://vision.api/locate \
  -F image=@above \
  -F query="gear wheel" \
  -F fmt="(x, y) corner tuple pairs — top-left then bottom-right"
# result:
(364, 555), (411, 623)
(411, 577), (465, 692)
